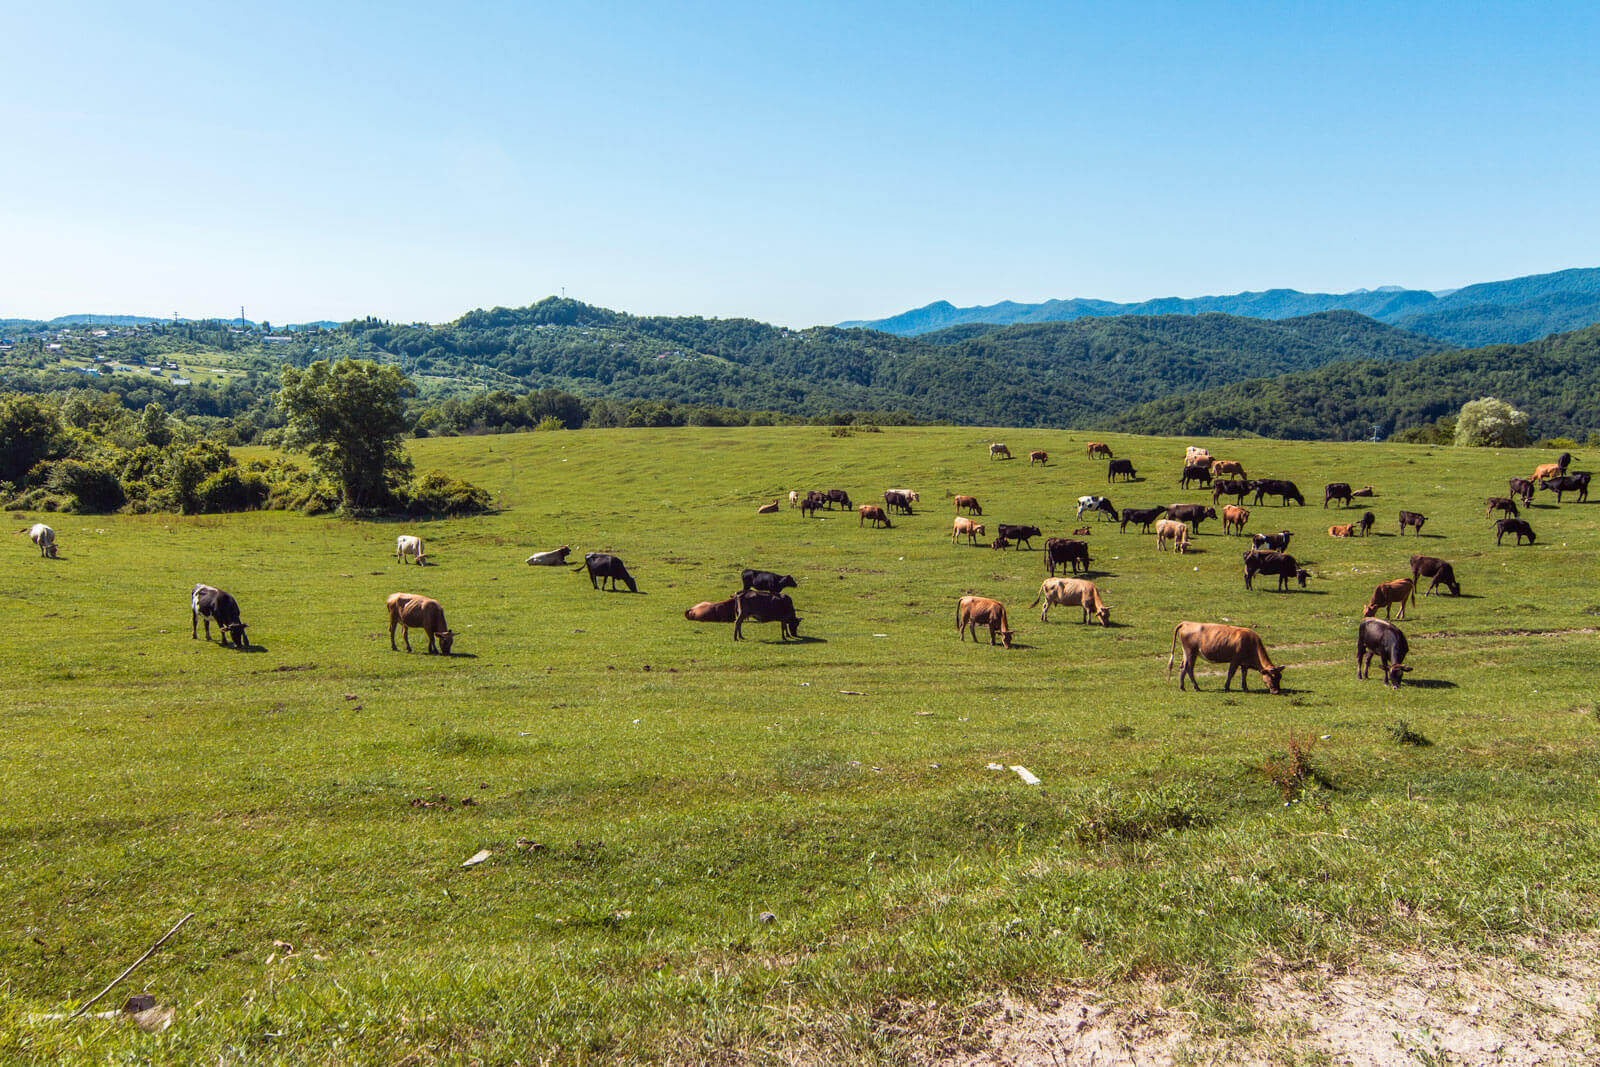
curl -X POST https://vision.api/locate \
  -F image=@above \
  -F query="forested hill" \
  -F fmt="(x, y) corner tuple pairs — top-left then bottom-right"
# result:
(331, 301), (1443, 427)
(1113, 323), (1600, 442)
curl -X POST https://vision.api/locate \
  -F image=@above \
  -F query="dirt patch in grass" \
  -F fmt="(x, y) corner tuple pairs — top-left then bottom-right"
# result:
(955, 934), (1600, 1065)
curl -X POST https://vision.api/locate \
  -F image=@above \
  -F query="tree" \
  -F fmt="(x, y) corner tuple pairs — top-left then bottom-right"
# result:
(277, 360), (416, 510)
(1455, 396), (1530, 448)
(0, 393), (66, 485)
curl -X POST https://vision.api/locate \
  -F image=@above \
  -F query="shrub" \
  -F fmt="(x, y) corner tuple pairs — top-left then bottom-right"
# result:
(44, 458), (126, 512)
(1455, 397), (1529, 448)
(195, 468), (270, 513)
(402, 471), (492, 516)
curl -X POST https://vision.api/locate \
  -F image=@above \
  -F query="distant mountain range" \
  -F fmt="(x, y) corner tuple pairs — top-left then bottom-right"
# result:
(839, 267), (1600, 348)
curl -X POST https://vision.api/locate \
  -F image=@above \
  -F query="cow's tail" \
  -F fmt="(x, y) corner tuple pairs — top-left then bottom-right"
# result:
(570, 563), (587, 573)
(1167, 625), (1181, 676)
(1029, 590), (1043, 608)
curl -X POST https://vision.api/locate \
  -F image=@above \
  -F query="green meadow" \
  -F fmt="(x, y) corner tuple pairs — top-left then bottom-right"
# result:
(3, 426), (1598, 1062)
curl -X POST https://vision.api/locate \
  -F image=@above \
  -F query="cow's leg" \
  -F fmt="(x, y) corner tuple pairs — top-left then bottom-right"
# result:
(402, 625), (412, 652)
(1182, 653), (1198, 690)
(204, 618), (213, 641)
(426, 632), (437, 654)
(193, 611), (199, 640)
(390, 615), (399, 650)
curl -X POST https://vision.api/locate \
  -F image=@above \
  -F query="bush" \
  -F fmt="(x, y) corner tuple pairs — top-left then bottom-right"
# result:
(1455, 397), (1530, 448)
(195, 468), (270, 513)
(44, 458), (126, 512)
(402, 471), (492, 516)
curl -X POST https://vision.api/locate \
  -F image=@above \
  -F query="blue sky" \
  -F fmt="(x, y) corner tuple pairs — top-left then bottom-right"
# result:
(2, 1), (1596, 327)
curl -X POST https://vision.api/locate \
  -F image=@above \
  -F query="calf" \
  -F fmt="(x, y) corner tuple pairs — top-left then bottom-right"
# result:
(1119, 505), (1166, 533)
(733, 590), (801, 641)
(952, 516), (986, 544)
(1030, 577), (1110, 625)
(1253, 479), (1305, 506)
(1484, 496), (1519, 519)
(1029, 450), (1048, 465)
(883, 489), (916, 515)
(1351, 485), (1376, 498)
(1357, 619), (1412, 688)
(396, 534), (427, 565)
(989, 443), (1012, 460)
(386, 592), (452, 654)
(788, 490), (800, 508)
(578, 552), (638, 592)
(1211, 459), (1246, 478)
(954, 494), (982, 516)
(1539, 472), (1591, 503)
(1323, 483), (1352, 508)
(192, 583), (249, 647)
(1222, 505), (1250, 535)
(858, 504), (892, 528)
(1243, 550), (1308, 591)
(1180, 463), (1213, 489)
(1495, 518), (1535, 545)
(1328, 523), (1357, 538)
(1165, 503), (1217, 533)
(1409, 555), (1461, 596)
(525, 545), (573, 566)
(1107, 458), (1137, 483)
(1044, 537), (1092, 575)
(1168, 621), (1282, 693)
(990, 535), (1011, 550)
(997, 523), (1041, 549)
(741, 568), (797, 593)
(1398, 510), (1426, 536)
(1251, 530), (1293, 552)
(1086, 442), (1113, 458)
(23, 523), (57, 558)
(1355, 511), (1376, 537)
(1212, 479), (1253, 505)
(1076, 495), (1119, 521)
(957, 595), (1013, 648)
(1508, 477), (1536, 505)
(799, 496), (823, 518)
(685, 597), (738, 623)
(1362, 578), (1415, 620)
(1154, 519), (1190, 554)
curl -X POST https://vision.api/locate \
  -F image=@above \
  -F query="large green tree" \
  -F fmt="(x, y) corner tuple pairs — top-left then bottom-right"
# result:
(277, 360), (416, 511)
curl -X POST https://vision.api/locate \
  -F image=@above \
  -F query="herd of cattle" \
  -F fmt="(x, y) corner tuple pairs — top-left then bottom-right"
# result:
(15, 445), (1588, 694)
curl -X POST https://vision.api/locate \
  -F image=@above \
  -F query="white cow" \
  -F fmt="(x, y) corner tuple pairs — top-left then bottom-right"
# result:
(525, 545), (573, 566)
(24, 523), (57, 558)
(886, 488), (920, 502)
(396, 535), (427, 565)
(788, 490), (800, 509)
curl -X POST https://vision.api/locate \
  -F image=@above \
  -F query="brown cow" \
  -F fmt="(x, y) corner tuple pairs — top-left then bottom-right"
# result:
(1222, 505), (1250, 535)
(1029, 450), (1048, 465)
(1531, 452), (1571, 483)
(957, 595), (1013, 648)
(858, 504), (892, 528)
(387, 593), (454, 654)
(1168, 621), (1282, 693)
(1362, 578), (1415, 620)
(1485, 496), (1519, 519)
(952, 515), (986, 544)
(954, 494), (983, 516)
(1086, 442), (1112, 458)
(1030, 577), (1110, 625)
(1211, 459), (1246, 478)
(1328, 523), (1357, 537)
(756, 499), (780, 514)
(1154, 518), (1190, 553)
(684, 597), (739, 622)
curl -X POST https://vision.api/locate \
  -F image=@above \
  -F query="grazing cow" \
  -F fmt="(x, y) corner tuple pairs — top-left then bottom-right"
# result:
(1252, 479), (1305, 506)
(799, 496), (823, 518)
(989, 443), (1012, 461)
(883, 489), (916, 515)
(396, 535), (427, 565)
(825, 488), (853, 510)
(954, 494), (982, 516)
(1242, 550), (1309, 591)
(1251, 530), (1293, 552)
(1357, 619), (1412, 688)
(1211, 460), (1246, 478)
(1029, 450), (1048, 466)
(1119, 505), (1166, 533)
(191, 583), (249, 647)
(684, 597), (739, 623)
(1168, 622), (1283, 693)
(1539, 472), (1591, 503)
(788, 490), (799, 508)
(1044, 537), (1092, 575)
(1154, 519), (1190, 554)
(1180, 463), (1214, 489)
(1530, 452), (1572, 483)
(23, 523), (57, 558)
(1362, 578), (1415, 620)
(741, 568), (797, 594)
(1328, 523), (1356, 537)
(525, 545), (573, 566)
(1351, 485), (1376, 498)
(732, 590), (801, 641)
(1222, 505), (1250, 535)
(1031, 577), (1110, 625)
(1087, 442), (1113, 459)
(956, 595), (1013, 648)
(1484, 496), (1519, 519)
(1165, 503), (1218, 533)
(997, 523), (1041, 549)
(1409, 555), (1461, 596)
(1495, 518), (1536, 545)
(888, 488), (921, 502)
(1211, 479), (1254, 506)
(1508, 476), (1536, 505)
(952, 516), (986, 545)
(578, 552), (638, 592)
(1107, 458), (1137, 483)
(990, 535), (1011, 550)
(386, 592), (452, 654)
(1076, 495), (1119, 521)
(1323, 483), (1352, 508)
(756, 499), (780, 514)
(1398, 510), (1427, 536)
(1356, 511), (1376, 536)
(858, 504), (892, 528)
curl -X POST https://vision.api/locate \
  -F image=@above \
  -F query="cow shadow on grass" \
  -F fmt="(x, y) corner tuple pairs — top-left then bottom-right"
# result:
(747, 635), (827, 645)
(443, 651), (480, 659)
(235, 644), (269, 654)
(1404, 677), (1457, 689)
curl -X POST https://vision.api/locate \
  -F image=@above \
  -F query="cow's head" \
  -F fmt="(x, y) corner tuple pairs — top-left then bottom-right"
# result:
(1361, 603), (1378, 618)
(999, 629), (1014, 649)
(1385, 663), (1413, 688)
(225, 622), (249, 648)
(778, 575), (797, 590)
(1295, 569), (1309, 588)
(1262, 666), (1284, 694)
(438, 630), (455, 655)
(1094, 606), (1111, 626)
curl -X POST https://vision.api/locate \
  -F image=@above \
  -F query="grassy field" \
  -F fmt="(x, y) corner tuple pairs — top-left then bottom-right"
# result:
(3, 426), (1598, 1062)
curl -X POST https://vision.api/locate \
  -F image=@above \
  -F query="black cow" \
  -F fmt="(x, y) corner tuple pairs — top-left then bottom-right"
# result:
(1484, 496), (1519, 519)
(578, 552), (638, 592)
(1509, 477), (1536, 505)
(1119, 505), (1166, 533)
(1166, 503), (1218, 533)
(1539, 472), (1591, 503)
(1044, 537), (1092, 575)
(1180, 463), (1213, 489)
(799, 496), (823, 518)
(1251, 530), (1293, 552)
(1211, 479), (1254, 505)
(1253, 479), (1305, 506)
(732, 590), (801, 641)
(1323, 483), (1352, 508)
(825, 489), (852, 510)
(1495, 518), (1535, 545)
(1357, 618), (1412, 688)
(191, 583), (249, 647)
(997, 523), (1042, 549)
(1398, 510), (1427, 536)
(1242, 550), (1309, 591)
(1107, 459), (1137, 483)
(741, 568), (797, 594)
(1355, 511), (1375, 536)
(883, 490), (916, 515)
(1409, 555), (1460, 596)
